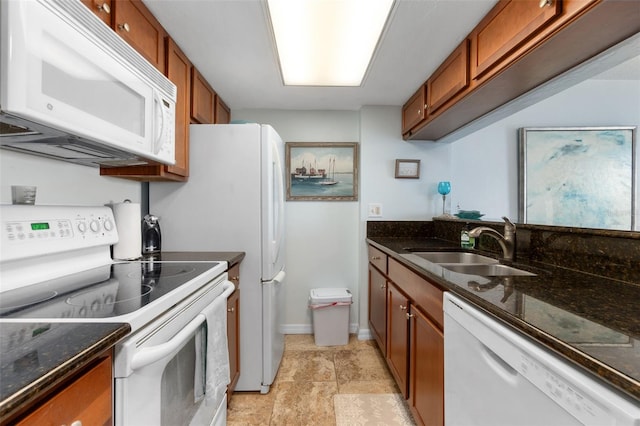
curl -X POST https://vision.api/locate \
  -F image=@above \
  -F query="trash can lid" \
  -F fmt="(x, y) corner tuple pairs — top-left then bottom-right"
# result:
(309, 287), (352, 303)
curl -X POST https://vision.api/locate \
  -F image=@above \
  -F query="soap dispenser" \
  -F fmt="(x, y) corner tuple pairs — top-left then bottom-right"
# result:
(461, 223), (475, 249)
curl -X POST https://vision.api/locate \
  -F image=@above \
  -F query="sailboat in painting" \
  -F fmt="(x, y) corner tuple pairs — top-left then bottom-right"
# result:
(319, 157), (338, 186)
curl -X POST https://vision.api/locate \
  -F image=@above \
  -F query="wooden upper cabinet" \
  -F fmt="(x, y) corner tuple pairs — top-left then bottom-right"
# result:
(401, 85), (427, 137)
(81, 0), (113, 26)
(113, 0), (166, 72)
(470, 0), (561, 79)
(165, 37), (191, 178)
(427, 39), (469, 115)
(215, 95), (231, 124)
(191, 67), (216, 124)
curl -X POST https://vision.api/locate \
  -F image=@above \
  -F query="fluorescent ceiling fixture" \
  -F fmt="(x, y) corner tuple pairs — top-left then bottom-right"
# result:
(267, 0), (394, 87)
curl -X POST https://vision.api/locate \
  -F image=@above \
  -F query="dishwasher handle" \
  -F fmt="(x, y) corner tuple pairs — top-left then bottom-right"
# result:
(130, 281), (235, 371)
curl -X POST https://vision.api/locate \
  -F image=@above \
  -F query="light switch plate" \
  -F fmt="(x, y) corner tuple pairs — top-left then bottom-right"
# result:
(368, 203), (383, 218)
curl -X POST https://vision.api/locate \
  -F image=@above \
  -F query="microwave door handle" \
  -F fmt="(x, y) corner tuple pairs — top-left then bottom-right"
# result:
(152, 90), (165, 154)
(130, 281), (235, 371)
(131, 314), (206, 371)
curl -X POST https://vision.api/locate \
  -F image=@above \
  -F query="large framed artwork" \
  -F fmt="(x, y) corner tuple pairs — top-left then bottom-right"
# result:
(285, 142), (359, 201)
(518, 126), (636, 230)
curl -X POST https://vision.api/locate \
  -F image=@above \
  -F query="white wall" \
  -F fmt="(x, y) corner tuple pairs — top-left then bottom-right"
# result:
(0, 150), (142, 206)
(449, 79), (640, 225)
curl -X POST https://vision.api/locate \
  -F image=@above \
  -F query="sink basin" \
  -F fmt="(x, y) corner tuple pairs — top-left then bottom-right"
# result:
(440, 264), (536, 276)
(412, 252), (498, 264)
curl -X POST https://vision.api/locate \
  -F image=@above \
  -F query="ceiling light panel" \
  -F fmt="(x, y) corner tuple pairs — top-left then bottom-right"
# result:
(267, 0), (394, 87)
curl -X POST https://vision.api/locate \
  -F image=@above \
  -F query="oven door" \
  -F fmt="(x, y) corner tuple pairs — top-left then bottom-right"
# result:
(114, 278), (234, 426)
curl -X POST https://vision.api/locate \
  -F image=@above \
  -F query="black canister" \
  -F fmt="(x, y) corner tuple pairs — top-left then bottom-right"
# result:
(142, 214), (162, 254)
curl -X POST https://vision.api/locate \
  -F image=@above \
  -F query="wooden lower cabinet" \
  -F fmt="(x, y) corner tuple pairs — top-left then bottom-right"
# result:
(17, 354), (112, 426)
(409, 306), (444, 426)
(368, 264), (387, 356)
(386, 283), (409, 397)
(368, 248), (444, 426)
(227, 262), (241, 400)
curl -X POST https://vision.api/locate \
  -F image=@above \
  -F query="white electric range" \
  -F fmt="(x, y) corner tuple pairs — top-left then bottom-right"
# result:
(0, 205), (233, 426)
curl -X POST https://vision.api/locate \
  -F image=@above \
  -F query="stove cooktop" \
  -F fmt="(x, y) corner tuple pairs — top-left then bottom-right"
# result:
(0, 261), (225, 323)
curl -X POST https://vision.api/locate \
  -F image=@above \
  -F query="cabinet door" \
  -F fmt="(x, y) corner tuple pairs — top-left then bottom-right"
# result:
(17, 355), (112, 426)
(409, 307), (444, 426)
(387, 283), (410, 398)
(81, 0), (112, 26)
(471, 0), (561, 79)
(402, 85), (427, 137)
(215, 96), (231, 124)
(191, 67), (215, 124)
(368, 264), (387, 356)
(113, 0), (166, 72)
(165, 37), (191, 178)
(227, 288), (240, 398)
(427, 39), (470, 115)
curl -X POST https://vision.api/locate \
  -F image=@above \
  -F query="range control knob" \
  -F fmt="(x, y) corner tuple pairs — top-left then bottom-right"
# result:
(77, 222), (87, 234)
(104, 218), (114, 232)
(89, 220), (100, 233)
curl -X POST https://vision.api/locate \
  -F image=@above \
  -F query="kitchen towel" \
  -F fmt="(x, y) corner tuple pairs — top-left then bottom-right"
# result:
(112, 200), (141, 260)
(194, 281), (235, 411)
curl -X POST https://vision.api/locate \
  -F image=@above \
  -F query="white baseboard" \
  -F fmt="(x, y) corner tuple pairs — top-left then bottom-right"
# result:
(282, 323), (372, 341)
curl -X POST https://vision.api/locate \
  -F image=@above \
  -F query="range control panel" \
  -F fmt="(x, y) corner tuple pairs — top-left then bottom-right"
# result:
(0, 205), (119, 262)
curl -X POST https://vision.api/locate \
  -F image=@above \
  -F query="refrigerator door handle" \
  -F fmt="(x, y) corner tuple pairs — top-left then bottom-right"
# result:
(264, 270), (286, 285)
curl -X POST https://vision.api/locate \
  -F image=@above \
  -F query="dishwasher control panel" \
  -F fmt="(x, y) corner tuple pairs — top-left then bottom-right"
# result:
(518, 353), (608, 425)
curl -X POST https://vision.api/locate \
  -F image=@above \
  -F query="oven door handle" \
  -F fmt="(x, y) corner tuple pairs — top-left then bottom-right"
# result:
(131, 314), (206, 371)
(130, 281), (235, 371)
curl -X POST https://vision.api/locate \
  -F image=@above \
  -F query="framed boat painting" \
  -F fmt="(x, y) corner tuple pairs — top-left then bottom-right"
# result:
(285, 142), (359, 201)
(518, 126), (636, 230)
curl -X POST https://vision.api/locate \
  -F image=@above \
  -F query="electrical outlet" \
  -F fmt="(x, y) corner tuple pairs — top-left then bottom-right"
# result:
(368, 203), (383, 218)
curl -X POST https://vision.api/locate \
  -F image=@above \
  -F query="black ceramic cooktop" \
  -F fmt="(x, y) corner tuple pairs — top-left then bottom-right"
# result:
(0, 261), (221, 319)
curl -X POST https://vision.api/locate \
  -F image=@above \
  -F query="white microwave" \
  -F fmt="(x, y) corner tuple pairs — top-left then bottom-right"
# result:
(0, 0), (176, 167)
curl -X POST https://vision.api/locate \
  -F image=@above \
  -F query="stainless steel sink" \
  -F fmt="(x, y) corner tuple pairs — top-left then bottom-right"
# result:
(440, 263), (536, 276)
(412, 252), (498, 264)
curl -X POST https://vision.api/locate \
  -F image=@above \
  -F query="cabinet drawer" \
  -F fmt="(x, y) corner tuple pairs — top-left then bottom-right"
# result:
(471, 0), (561, 79)
(368, 245), (388, 274)
(388, 258), (443, 328)
(427, 39), (469, 114)
(228, 263), (240, 290)
(18, 355), (112, 426)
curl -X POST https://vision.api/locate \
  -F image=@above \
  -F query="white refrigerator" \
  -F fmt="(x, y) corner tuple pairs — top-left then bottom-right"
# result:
(150, 123), (286, 393)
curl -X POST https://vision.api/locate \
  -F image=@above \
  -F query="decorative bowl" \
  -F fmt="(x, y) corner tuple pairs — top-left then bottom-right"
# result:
(455, 210), (484, 220)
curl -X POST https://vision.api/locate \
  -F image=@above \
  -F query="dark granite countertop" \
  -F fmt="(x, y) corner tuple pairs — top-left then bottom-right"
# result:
(0, 322), (130, 423)
(367, 236), (640, 402)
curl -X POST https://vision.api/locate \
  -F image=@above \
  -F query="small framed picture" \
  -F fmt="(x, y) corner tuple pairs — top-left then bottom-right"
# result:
(395, 159), (420, 179)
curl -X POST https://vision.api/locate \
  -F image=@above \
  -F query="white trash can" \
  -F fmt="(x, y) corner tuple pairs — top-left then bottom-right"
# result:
(309, 288), (352, 346)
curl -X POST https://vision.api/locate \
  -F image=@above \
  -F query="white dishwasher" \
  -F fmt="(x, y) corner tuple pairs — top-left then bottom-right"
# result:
(443, 293), (640, 426)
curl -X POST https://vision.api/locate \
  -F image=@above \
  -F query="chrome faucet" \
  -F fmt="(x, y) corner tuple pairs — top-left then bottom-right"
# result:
(468, 217), (516, 261)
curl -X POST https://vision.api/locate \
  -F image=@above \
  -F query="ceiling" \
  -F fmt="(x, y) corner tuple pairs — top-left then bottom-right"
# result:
(143, 0), (500, 111)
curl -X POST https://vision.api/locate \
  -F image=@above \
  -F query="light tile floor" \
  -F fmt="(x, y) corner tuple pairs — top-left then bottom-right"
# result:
(227, 334), (400, 425)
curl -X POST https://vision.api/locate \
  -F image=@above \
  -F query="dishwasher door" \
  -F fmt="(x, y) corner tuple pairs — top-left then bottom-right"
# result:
(443, 293), (640, 426)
